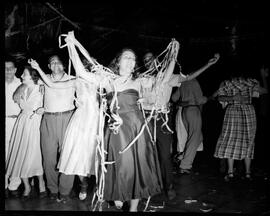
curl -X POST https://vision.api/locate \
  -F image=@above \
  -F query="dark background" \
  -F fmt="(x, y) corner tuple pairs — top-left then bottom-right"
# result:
(4, 0), (270, 170)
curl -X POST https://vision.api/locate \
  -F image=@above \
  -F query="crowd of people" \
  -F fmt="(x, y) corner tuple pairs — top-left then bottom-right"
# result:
(5, 31), (268, 212)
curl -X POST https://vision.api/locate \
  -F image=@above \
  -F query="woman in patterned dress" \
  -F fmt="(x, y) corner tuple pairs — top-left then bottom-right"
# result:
(213, 69), (267, 181)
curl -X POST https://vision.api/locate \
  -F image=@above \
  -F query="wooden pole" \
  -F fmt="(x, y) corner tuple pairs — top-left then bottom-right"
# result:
(45, 2), (80, 30)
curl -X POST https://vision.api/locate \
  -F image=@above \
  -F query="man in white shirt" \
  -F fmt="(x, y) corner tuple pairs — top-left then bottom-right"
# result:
(5, 56), (22, 197)
(39, 55), (76, 203)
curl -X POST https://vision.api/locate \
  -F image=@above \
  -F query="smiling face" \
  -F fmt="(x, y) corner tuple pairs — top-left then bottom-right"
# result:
(48, 55), (64, 75)
(118, 50), (136, 76)
(5, 61), (17, 82)
(21, 68), (34, 85)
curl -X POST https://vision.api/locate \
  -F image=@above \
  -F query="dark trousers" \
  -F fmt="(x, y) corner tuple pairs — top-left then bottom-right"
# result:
(41, 111), (75, 195)
(150, 113), (174, 190)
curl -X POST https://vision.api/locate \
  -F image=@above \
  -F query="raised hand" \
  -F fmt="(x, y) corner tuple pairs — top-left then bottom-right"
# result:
(170, 39), (180, 59)
(64, 31), (76, 44)
(260, 66), (269, 78)
(208, 53), (220, 65)
(28, 59), (41, 71)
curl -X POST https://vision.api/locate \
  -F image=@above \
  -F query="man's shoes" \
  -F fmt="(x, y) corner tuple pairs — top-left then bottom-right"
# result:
(5, 189), (9, 198)
(167, 188), (176, 200)
(166, 184), (176, 200)
(179, 168), (192, 174)
(56, 194), (72, 204)
(39, 191), (47, 199)
(9, 189), (20, 198)
(49, 192), (58, 200)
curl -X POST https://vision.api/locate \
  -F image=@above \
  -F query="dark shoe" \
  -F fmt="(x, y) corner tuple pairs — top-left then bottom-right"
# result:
(9, 189), (20, 198)
(167, 188), (176, 200)
(39, 191), (47, 198)
(179, 168), (192, 174)
(5, 189), (9, 199)
(108, 205), (123, 211)
(57, 194), (72, 204)
(224, 172), (234, 182)
(199, 202), (214, 213)
(49, 192), (58, 200)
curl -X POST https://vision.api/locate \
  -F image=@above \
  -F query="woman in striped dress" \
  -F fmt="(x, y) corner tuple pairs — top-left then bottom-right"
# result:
(213, 72), (267, 181)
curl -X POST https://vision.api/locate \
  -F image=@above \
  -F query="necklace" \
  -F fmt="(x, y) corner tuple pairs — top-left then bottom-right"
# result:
(116, 74), (132, 84)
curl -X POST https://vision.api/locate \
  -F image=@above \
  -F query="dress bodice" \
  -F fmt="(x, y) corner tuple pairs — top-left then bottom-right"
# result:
(218, 78), (259, 104)
(75, 79), (98, 107)
(107, 89), (140, 113)
(20, 85), (43, 114)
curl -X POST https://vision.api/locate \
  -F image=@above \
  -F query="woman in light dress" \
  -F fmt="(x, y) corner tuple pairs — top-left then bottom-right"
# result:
(6, 66), (46, 198)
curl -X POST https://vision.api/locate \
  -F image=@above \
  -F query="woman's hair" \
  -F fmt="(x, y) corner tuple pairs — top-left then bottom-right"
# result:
(12, 66), (40, 104)
(13, 83), (27, 104)
(108, 48), (139, 80)
(25, 65), (40, 84)
(82, 57), (95, 72)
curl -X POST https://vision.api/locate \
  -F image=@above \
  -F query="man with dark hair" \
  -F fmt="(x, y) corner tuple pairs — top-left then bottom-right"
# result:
(141, 50), (180, 201)
(141, 50), (219, 201)
(5, 55), (22, 198)
(172, 54), (220, 174)
(39, 54), (76, 203)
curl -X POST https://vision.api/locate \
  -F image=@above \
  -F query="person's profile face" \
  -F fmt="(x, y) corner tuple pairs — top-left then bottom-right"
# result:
(21, 69), (33, 85)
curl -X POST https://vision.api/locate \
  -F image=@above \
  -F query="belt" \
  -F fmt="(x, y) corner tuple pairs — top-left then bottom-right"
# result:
(6, 115), (18, 118)
(182, 105), (200, 108)
(228, 103), (252, 106)
(44, 109), (74, 116)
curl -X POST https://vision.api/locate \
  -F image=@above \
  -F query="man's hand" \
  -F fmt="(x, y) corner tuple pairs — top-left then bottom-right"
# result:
(208, 53), (220, 65)
(28, 59), (41, 71)
(260, 66), (269, 78)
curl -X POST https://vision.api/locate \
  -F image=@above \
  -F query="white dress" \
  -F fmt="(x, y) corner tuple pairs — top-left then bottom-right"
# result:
(6, 85), (44, 178)
(58, 78), (99, 176)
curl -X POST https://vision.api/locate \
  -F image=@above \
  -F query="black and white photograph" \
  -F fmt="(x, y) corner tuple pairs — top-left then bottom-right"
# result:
(4, 0), (270, 214)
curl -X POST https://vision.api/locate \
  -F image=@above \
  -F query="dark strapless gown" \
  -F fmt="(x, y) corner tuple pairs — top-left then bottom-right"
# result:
(103, 89), (163, 201)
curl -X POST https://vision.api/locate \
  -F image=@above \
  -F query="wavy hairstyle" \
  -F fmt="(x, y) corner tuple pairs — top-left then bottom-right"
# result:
(12, 66), (40, 104)
(108, 48), (140, 80)
(24, 65), (40, 84)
